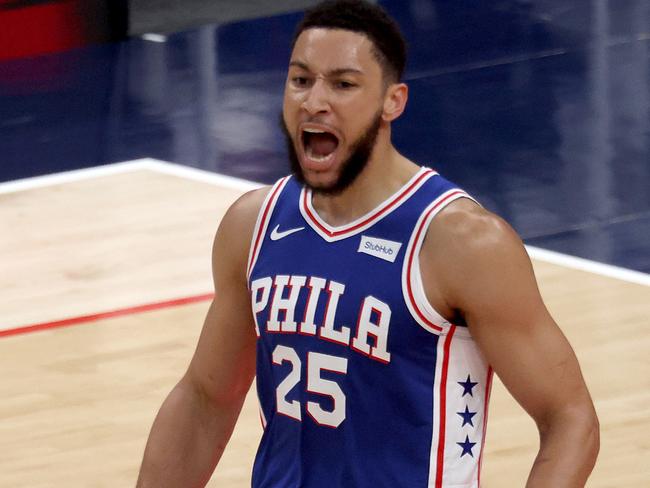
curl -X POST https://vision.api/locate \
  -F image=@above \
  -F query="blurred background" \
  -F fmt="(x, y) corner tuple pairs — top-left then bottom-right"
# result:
(1, 2), (648, 486)
(1, 0), (649, 272)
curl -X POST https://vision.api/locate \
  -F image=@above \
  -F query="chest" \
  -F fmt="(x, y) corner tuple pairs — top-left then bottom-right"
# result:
(251, 231), (411, 364)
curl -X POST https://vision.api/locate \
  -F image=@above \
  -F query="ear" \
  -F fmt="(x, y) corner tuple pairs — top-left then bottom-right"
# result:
(382, 82), (408, 122)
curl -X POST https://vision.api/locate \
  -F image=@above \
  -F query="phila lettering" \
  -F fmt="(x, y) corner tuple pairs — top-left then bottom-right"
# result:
(251, 274), (392, 364)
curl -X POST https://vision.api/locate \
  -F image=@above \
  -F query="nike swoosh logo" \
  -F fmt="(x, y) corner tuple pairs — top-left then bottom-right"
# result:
(270, 225), (305, 241)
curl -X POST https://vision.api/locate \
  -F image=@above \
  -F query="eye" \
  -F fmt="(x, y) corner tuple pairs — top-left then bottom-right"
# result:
(292, 76), (310, 87)
(336, 80), (356, 89)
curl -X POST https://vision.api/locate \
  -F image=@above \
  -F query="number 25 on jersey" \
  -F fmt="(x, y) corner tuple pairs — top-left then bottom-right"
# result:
(272, 345), (348, 428)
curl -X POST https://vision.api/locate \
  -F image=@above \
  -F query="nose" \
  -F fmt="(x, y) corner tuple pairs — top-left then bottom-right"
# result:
(301, 78), (330, 115)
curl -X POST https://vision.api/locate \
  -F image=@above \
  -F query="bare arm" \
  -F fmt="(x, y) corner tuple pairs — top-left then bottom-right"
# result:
(422, 200), (599, 487)
(136, 188), (269, 487)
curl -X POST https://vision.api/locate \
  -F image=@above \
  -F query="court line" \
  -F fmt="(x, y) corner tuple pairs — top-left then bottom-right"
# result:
(143, 159), (650, 287)
(0, 293), (214, 338)
(526, 246), (650, 287)
(144, 159), (263, 192)
(2, 157), (648, 288)
(0, 159), (151, 194)
(1, 159), (648, 338)
(0, 158), (263, 194)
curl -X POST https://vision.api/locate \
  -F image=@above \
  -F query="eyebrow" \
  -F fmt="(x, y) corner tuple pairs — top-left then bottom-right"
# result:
(289, 61), (363, 76)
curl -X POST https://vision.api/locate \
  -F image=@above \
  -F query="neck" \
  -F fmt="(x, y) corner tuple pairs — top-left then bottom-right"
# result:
(311, 134), (420, 227)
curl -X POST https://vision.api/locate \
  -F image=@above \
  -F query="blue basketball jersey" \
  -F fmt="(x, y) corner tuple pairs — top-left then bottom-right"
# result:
(247, 167), (492, 488)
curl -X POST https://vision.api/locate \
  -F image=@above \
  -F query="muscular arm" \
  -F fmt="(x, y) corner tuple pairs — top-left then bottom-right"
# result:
(422, 199), (599, 487)
(136, 188), (268, 488)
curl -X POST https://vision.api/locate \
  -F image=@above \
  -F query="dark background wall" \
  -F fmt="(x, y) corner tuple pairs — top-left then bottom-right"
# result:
(0, 0), (342, 60)
(129, 0), (327, 35)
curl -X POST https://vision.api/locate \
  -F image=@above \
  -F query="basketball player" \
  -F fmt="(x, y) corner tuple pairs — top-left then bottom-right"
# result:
(137, 1), (599, 486)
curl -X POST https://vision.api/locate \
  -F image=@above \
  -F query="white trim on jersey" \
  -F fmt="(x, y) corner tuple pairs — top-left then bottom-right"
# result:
(299, 167), (438, 242)
(477, 366), (494, 487)
(246, 176), (291, 284)
(402, 189), (478, 335)
(259, 400), (268, 430)
(428, 325), (492, 488)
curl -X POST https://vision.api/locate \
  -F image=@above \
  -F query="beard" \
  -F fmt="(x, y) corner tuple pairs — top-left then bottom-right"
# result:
(280, 112), (382, 196)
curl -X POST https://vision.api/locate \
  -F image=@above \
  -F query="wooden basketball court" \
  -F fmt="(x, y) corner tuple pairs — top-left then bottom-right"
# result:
(1, 159), (648, 487)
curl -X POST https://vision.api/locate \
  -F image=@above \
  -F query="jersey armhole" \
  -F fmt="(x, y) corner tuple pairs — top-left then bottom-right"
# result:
(401, 189), (478, 336)
(246, 176), (291, 285)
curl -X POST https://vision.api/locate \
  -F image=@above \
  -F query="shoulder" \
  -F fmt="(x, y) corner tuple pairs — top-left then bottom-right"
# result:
(212, 185), (273, 277)
(428, 197), (521, 253)
(421, 197), (532, 304)
(218, 185), (273, 237)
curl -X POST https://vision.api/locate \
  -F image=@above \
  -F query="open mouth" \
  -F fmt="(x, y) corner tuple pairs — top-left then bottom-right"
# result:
(301, 127), (340, 163)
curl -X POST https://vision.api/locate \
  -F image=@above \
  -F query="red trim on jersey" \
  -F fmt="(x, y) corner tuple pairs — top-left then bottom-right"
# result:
(350, 299), (370, 356)
(435, 325), (457, 488)
(367, 306), (387, 363)
(317, 281), (350, 346)
(350, 301), (390, 364)
(298, 276), (325, 336)
(247, 177), (289, 278)
(477, 366), (494, 484)
(268, 274), (306, 333)
(405, 190), (466, 332)
(302, 169), (435, 238)
(304, 354), (347, 430)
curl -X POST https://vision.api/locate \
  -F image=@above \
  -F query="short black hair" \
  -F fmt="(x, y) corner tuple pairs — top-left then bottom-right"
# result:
(292, 0), (407, 82)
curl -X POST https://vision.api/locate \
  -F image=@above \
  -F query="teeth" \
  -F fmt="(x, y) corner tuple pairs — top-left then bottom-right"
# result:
(306, 147), (335, 163)
(303, 128), (326, 134)
(311, 154), (331, 162)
